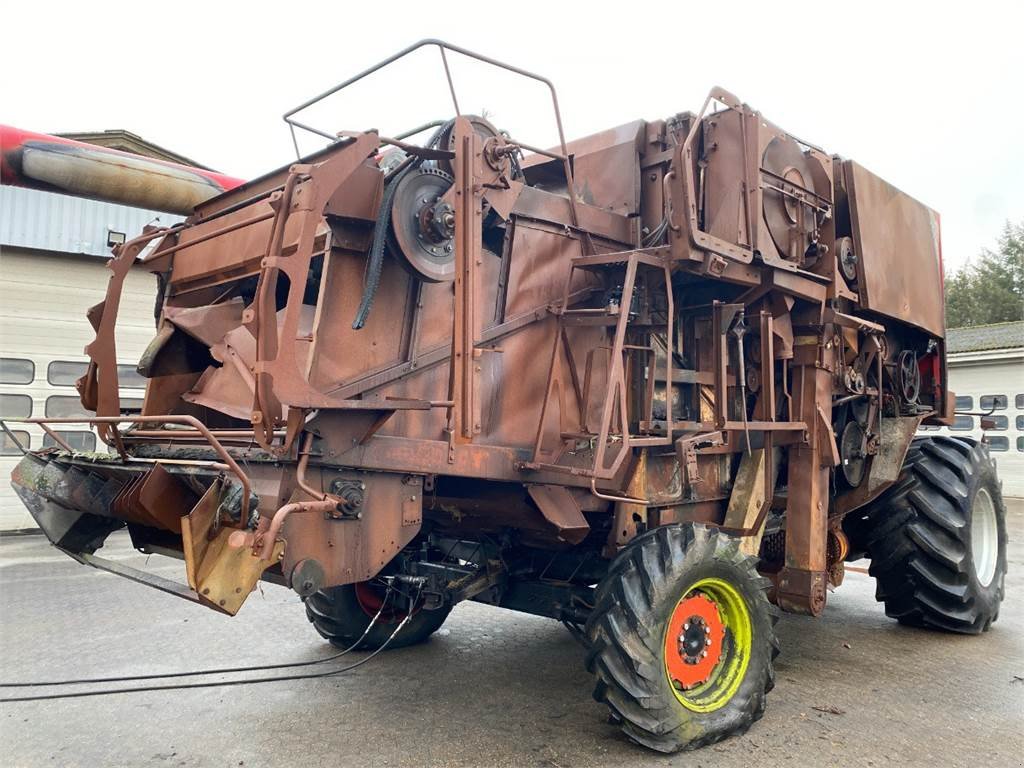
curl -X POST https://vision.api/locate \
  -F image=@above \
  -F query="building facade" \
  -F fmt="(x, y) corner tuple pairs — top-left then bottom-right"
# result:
(921, 321), (1024, 497)
(0, 131), (196, 529)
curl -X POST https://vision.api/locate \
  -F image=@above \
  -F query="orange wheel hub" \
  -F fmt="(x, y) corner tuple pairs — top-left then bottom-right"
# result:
(664, 592), (727, 690)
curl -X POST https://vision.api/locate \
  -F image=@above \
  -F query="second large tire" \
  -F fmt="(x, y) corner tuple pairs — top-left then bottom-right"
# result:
(305, 581), (452, 651)
(848, 435), (1007, 634)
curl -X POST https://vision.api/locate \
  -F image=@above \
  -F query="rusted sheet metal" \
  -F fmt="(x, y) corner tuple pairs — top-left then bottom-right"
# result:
(843, 160), (945, 336)
(277, 472), (422, 590)
(513, 186), (634, 245)
(0, 124), (243, 215)
(528, 484), (590, 544)
(136, 464), (195, 533)
(163, 298), (246, 347)
(521, 120), (645, 216)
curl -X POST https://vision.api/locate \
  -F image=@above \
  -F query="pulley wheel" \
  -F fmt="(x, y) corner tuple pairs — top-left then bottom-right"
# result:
(436, 115), (500, 177)
(387, 167), (456, 283)
(840, 420), (867, 488)
(837, 236), (858, 284)
(897, 350), (921, 404)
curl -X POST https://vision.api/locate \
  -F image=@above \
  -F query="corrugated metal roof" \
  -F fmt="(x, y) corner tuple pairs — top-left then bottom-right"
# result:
(0, 186), (184, 258)
(946, 321), (1024, 353)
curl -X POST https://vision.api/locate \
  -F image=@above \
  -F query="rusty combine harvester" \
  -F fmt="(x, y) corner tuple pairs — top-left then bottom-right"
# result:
(3, 41), (1008, 752)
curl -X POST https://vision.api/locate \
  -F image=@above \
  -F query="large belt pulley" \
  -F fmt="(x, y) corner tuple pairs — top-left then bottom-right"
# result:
(386, 115), (504, 283)
(387, 166), (456, 283)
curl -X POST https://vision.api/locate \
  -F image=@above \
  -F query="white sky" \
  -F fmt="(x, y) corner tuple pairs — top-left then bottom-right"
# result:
(3, 0), (1021, 270)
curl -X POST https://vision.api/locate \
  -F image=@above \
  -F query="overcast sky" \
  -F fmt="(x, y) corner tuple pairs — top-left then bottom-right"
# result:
(3, 0), (1020, 270)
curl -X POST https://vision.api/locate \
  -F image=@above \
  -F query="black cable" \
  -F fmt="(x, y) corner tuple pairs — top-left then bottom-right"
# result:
(351, 163), (415, 330)
(0, 586), (399, 691)
(0, 610), (414, 703)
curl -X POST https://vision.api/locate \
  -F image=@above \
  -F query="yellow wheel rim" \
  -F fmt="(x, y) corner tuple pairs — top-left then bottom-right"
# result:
(663, 577), (753, 713)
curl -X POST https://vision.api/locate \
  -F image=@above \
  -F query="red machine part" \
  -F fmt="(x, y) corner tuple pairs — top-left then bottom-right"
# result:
(0, 124), (244, 215)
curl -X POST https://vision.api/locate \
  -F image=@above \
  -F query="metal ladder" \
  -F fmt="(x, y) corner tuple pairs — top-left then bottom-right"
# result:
(526, 248), (676, 482)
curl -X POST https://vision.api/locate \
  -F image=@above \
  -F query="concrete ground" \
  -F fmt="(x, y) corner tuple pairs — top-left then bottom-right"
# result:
(1, 504), (1022, 768)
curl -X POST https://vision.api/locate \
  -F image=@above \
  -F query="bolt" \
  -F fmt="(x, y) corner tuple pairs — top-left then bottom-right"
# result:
(683, 623), (690, 630)
(219, 599), (226, 607)
(704, 626), (711, 634)
(705, 638), (712, 646)
(701, 650), (708, 658)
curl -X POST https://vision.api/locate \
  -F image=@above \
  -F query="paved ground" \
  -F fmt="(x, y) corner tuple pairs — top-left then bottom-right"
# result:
(1, 503), (1022, 768)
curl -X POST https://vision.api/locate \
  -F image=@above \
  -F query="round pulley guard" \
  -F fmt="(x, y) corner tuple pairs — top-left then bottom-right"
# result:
(762, 136), (829, 265)
(387, 167), (456, 283)
(840, 420), (867, 487)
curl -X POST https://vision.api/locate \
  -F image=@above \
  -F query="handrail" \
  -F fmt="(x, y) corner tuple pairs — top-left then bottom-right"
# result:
(282, 39), (572, 169)
(674, 87), (757, 264)
(7, 415), (254, 522)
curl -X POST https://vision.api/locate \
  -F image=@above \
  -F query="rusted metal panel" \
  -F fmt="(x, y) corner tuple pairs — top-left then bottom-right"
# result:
(279, 471), (421, 589)
(527, 484), (590, 544)
(844, 160), (944, 336)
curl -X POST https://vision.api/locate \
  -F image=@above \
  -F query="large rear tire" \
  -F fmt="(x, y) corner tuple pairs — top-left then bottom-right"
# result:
(585, 523), (779, 753)
(849, 436), (1007, 634)
(304, 581), (452, 650)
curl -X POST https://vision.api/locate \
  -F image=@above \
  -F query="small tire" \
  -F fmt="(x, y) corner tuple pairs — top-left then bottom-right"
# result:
(585, 523), (779, 753)
(856, 436), (1007, 634)
(304, 582), (451, 651)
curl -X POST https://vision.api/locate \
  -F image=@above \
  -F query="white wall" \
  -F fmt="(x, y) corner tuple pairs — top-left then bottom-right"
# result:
(0, 248), (156, 529)
(921, 354), (1024, 498)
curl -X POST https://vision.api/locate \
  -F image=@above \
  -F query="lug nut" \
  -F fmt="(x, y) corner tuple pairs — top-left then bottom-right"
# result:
(683, 623), (690, 630)
(701, 650), (708, 658)
(705, 638), (712, 646)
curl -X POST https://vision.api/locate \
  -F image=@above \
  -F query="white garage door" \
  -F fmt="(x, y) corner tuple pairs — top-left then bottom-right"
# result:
(0, 248), (156, 530)
(919, 357), (1024, 498)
